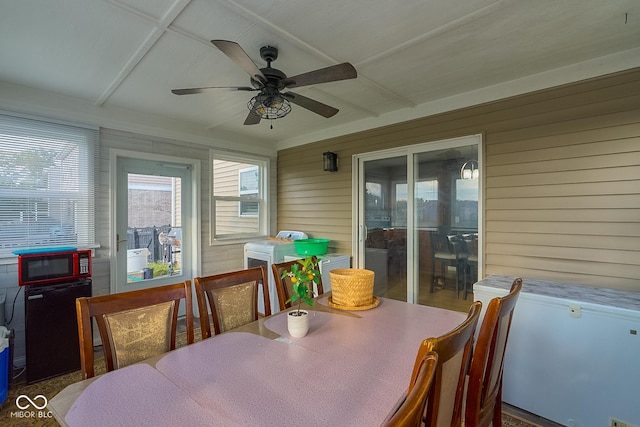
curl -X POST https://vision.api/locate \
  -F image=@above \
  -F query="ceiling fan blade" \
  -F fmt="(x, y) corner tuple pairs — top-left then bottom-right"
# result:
(283, 63), (357, 89)
(211, 40), (266, 82)
(244, 106), (262, 125)
(171, 86), (255, 95)
(282, 92), (339, 118)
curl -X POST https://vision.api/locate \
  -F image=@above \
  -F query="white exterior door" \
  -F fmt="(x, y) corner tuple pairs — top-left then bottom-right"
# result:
(113, 154), (197, 298)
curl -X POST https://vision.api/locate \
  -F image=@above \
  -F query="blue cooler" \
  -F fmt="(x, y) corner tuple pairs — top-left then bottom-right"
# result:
(0, 326), (9, 406)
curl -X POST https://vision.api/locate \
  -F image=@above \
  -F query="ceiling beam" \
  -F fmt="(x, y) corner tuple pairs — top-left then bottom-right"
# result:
(96, 0), (192, 105)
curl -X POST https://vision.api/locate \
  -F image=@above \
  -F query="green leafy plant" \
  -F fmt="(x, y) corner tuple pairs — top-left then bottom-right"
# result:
(148, 262), (170, 277)
(282, 257), (319, 316)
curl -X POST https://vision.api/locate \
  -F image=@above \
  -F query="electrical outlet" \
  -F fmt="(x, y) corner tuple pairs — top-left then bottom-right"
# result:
(610, 418), (637, 427)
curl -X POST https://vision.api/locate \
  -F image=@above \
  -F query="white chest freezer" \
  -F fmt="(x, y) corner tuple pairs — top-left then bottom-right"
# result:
(474, 275), (640, 427)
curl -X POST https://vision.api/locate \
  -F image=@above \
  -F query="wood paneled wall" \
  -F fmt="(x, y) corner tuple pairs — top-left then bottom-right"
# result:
(277, 68), (640, 292)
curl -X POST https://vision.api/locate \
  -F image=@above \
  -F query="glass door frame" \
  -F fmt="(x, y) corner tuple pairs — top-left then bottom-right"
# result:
(352, 134), (483, 304)
(109, 149), (201, 296)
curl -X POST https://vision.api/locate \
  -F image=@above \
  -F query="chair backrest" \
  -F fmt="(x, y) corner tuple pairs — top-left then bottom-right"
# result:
(272, 256), (324, 311)
(411, 301), (482, 427)
(462, 234), (478, 256)
(465, 278), (522, 427)
(383, 351), (438, 427)
(430, 228), (451, 254)
(194, 266), (270, 339)
(431, 230), (466, 262)
(447, 234), (467, 259)
(76, 281), (194, 379)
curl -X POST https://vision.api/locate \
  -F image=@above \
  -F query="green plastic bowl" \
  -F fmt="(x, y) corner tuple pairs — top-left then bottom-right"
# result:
(294, 238), (330, 256)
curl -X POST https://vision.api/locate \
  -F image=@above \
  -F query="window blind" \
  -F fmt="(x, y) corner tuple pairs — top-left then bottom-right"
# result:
(0, 112), (98, 257)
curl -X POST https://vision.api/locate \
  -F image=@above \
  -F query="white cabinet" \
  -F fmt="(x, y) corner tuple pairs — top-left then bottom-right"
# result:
(284, 254), (350, 294)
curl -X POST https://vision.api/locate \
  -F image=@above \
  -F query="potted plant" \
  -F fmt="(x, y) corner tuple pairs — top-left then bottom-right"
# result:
(281, 257), (319, 338)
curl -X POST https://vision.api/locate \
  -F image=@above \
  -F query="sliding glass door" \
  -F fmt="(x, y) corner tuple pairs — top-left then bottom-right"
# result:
(355, 135), (481, 311)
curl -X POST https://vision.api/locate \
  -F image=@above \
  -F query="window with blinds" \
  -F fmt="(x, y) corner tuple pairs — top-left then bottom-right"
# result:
(0, 112), (98, 258)
(210, 151), (268, 243)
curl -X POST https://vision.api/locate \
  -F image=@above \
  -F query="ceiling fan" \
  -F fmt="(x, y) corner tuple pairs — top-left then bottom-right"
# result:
(172, 40), (357, 126)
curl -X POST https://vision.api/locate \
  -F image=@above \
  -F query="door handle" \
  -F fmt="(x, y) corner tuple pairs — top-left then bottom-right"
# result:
(116, 234), (127, 252)
(359, 225), (368, 242)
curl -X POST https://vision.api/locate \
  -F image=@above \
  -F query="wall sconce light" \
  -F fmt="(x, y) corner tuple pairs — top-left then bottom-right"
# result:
(460, 160), (479, 180)
(323, 151), (338, 172)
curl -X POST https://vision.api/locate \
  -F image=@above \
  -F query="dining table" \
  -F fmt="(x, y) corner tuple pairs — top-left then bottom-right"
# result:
(49, 294), (467, 426)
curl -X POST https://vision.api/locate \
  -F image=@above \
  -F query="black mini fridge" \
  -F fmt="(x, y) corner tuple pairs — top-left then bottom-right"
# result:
(24, 279), (92, 383)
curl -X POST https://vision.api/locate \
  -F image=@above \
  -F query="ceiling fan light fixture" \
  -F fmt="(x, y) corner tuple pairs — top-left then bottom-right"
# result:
(247, 93), (291, 120)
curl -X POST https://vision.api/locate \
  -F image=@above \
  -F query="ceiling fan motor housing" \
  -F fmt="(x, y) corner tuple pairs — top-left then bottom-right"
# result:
(260, 45), (278, 63)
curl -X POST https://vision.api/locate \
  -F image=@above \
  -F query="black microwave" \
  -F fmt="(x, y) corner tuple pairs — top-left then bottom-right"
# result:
(17, 249), (92, 286)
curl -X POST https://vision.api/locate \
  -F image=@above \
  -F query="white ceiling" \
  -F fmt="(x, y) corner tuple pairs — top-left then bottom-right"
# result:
(1, 0), (639, 150)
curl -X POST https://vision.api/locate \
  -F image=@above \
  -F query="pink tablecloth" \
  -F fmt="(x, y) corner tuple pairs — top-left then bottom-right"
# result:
(267, 296), (467, 405)
(154, 298), (466, 426)
(65, 363), (224, 426)
(61, 298), (467, 427)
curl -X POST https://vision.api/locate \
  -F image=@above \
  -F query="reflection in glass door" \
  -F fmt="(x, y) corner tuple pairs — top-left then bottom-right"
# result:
(115, 157), (192, 294)
(356, 136), (480, 312)
(413, 145), (478, 311)
(126, 173), (182, 281)
(362, 156), (408, 301)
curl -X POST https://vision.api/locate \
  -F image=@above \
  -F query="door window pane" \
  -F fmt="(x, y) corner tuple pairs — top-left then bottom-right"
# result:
(415, 144), (478, 311)
(363, 157), (407, 301)
(127, 173), (181, 282)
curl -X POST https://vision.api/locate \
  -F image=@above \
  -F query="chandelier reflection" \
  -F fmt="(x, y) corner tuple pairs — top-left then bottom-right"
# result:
(460, 160), (479, 180)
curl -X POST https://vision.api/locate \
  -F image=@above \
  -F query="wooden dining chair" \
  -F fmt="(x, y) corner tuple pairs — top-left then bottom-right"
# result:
(465, 278), (522, 427)
(194, 265), (270, 339)
(410, 301), (482, 427)
(272, 256), (324, 311)
(383, 351), (439, 427)
(75, 281), (195, 379)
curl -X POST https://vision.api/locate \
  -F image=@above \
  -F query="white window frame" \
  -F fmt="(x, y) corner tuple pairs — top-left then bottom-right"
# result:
(210, 150), (269, 244)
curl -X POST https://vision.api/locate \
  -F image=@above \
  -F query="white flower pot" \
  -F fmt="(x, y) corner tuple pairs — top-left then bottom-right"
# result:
(287, 309), (309, 338)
